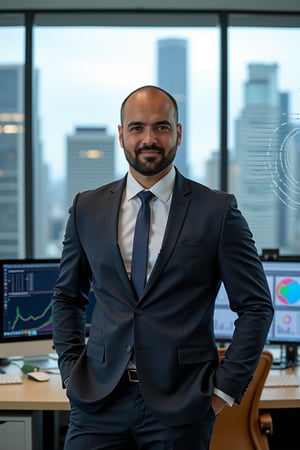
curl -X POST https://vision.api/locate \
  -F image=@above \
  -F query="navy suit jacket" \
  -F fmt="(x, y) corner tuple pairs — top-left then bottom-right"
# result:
(52, 169), (274, 427)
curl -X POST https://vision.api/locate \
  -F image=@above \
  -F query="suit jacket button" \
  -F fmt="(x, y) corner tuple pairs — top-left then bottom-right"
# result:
(134, 307), (144, 315)
(126, 345), (133, 353)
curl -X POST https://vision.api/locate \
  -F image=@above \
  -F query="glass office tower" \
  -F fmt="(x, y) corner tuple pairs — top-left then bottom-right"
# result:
(157, 38), (189, 177)
(0, 65), (25, 257)
(66, 126), (115, 210)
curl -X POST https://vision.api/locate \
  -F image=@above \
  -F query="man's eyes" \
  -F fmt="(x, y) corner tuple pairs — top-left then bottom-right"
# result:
(128, 125), (171, 132)
(129, 126), (143, 132)
(157, 125), (171, 131)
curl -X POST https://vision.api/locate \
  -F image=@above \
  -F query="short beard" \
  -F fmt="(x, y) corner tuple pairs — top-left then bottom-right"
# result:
(123, 143), (177, 176)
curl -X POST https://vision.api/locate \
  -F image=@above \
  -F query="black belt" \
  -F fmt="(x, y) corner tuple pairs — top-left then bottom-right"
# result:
(127, 368), (139, 383)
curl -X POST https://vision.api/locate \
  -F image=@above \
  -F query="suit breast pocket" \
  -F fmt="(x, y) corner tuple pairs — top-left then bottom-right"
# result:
(170, 242), (216, 281)
(173, 241), (207, 255)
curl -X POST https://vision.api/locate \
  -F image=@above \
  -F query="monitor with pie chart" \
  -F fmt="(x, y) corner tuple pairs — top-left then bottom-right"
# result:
(214, 259), (300, 367)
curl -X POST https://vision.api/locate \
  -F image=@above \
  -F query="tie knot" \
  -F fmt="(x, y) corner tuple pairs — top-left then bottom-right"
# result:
(138, 191), (154, 204)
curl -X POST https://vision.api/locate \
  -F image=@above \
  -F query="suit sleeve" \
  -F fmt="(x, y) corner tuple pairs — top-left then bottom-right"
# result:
(214, 194), (274, 403)
(52, 193), (92, 386)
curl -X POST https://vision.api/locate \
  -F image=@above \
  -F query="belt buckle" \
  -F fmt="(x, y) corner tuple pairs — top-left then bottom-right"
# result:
(128, 368), (139, 383)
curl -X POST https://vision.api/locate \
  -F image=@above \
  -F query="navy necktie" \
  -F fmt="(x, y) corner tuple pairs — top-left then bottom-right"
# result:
(131, 191), (154, 298)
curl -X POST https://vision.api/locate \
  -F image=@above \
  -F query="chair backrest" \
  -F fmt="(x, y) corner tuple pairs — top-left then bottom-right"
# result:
(209, 348), (273, 450)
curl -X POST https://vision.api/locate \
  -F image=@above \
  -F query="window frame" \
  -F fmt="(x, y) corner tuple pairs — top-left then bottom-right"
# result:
(2, 9), (300, 256)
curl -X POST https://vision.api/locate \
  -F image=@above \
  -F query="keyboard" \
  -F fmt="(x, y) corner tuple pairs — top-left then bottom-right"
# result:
(0, 373), (23, 385)
(265, 372), (299, 387)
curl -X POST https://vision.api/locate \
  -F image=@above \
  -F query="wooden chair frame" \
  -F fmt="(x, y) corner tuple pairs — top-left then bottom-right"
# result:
(209, 348), (273, 450)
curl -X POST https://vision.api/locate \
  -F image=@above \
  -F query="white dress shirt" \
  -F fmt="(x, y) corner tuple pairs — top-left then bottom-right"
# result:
(118, 166), (175, 280)
(118, 166), (233, 407)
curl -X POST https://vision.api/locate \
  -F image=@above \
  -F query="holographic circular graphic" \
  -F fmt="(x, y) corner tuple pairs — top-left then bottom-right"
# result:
(266, 120), (300, 210)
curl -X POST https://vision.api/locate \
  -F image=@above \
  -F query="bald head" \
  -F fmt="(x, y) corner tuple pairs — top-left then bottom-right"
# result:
(120, 85), (179, 125)
(117, 84), (182, 185)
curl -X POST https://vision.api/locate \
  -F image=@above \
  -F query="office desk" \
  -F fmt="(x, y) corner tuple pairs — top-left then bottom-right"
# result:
(0, 371), (68, 450)
(1, 366), (300, 411)
(0, 373), (69, 411)
(0, 366), (299, 450)
(259, 366), (300, 409)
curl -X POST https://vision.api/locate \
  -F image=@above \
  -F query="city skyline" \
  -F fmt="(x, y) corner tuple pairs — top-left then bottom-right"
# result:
(2, 25), (300, 257)
(2, 26), (300, 184)
(1, 59), (300, 257)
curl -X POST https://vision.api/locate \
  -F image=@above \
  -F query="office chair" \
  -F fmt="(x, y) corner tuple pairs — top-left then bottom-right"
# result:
(209, 348), (273, 450)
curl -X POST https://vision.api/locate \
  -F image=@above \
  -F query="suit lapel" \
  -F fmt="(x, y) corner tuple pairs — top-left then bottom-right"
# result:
(144, 172), (191, 295)
(103, 176), (137, 301)
(107, 171), (192, 302)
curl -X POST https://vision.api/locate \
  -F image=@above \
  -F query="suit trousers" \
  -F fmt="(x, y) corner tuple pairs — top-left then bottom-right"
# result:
(63, 372), (216, 450)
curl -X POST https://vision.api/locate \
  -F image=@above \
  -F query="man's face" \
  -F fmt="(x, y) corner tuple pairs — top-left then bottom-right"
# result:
(118, 89), (182, 177)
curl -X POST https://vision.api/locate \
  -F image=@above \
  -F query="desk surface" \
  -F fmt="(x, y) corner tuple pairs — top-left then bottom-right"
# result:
(0, 372), (69, 411)
(260, 366), (300, 409)
(1, 365), (300, 411)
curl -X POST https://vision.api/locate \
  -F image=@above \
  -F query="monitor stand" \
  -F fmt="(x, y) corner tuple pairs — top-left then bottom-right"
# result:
(285, 343), (298, 367)
(272, 344), (299, 369)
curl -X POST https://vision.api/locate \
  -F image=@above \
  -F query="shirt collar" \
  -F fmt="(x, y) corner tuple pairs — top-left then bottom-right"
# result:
(126, 166), (176, 203)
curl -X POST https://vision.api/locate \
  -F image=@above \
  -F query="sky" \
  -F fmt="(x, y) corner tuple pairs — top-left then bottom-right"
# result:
(33, 27), (220, 181)
(1, 25), (300, 183)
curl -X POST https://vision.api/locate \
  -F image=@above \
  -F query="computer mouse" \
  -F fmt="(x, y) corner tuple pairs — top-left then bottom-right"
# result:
(27, 371), (50, 382)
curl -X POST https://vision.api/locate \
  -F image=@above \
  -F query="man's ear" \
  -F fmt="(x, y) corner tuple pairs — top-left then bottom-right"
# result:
(177, 123), (182, 146)
(118, 124), (124, 148)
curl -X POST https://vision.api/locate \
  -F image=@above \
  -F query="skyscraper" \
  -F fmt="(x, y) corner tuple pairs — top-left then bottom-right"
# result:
(0, 64), (47, 258)
(157, 38), (189, 176)
(235, 63), (281, 251)
(0, 64), (52, 258)
(66, 126), (115, 209)
(0, 65), (25, 257)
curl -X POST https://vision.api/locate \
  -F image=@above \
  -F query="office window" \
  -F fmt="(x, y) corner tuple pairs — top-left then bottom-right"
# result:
(0, 18), (25, 259)
(228, 16), (300, 255)
(33, 18), (219, 257)
(4, 9), (300, 259)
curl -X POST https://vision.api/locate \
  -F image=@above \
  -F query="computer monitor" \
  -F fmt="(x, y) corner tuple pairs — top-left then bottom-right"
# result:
(214, 259), (300, 367)
(0, 259), (96, 367)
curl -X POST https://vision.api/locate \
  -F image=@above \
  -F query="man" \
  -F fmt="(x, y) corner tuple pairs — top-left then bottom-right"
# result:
(52, 85), (274, 450)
